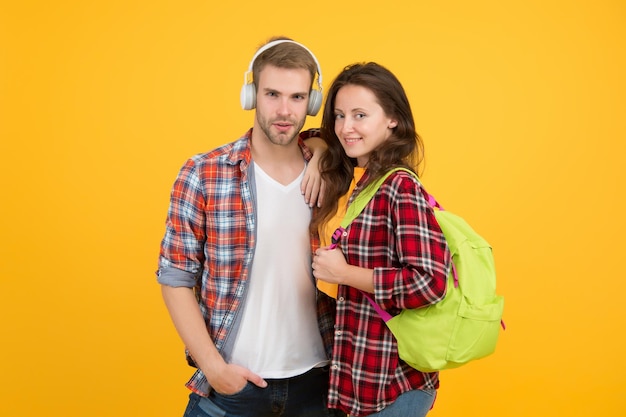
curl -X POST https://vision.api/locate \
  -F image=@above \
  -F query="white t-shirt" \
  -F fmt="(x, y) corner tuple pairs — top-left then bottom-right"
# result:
(229, 163), (328, 378)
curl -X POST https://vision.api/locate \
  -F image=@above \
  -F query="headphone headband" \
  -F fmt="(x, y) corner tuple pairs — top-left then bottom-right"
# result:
(244, 39), (323, 88)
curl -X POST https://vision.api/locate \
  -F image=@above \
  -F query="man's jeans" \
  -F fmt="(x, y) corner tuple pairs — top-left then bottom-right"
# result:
(182, 366), (344, 417)
(367, 389), (436, 417)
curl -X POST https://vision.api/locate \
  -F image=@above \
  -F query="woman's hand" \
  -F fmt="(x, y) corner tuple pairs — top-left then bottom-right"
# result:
(312, 246), (348, 284)
(313, 246), (375, 293)
(301, 135), (326, 207)
(302, 150), (325, 207)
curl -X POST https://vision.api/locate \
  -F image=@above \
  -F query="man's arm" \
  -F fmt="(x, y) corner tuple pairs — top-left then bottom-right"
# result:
(159, 158), (266, 394)
(161, 285), (267, 394)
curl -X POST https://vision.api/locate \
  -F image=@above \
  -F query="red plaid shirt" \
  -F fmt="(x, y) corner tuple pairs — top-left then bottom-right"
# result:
(327, 170), (451, 416)
(157, 128), (335, 396)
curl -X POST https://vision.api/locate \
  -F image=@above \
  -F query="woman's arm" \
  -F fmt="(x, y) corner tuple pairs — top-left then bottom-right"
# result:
(302, 135), (327, 207)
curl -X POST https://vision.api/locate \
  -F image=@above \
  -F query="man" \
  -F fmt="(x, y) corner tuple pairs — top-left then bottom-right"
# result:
(157, 37), (342, 417)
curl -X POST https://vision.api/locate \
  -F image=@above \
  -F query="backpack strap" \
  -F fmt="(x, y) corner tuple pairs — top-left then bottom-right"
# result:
(340, 169), (403, 229)
(362, 292), (393, 322)
(427, 194), (442, 210)
(329, 168), (407, 250)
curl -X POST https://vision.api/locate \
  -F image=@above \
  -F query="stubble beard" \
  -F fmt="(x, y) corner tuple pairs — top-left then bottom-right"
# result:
(257, 112), (306, 147)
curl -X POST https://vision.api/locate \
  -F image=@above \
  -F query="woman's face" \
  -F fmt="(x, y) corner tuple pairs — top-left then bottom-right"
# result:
(333, 84), (397, 167)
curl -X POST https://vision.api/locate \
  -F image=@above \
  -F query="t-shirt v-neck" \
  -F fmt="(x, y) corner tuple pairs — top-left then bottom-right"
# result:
(253, 162), (306, 191)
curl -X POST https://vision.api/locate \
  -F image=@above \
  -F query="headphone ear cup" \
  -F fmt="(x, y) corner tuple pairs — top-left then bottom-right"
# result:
(240, 83), (256, 110)
(307, 89), (323, 116)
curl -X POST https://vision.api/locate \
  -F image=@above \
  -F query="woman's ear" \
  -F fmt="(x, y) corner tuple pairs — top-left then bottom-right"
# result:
(389, 120), (398, 129)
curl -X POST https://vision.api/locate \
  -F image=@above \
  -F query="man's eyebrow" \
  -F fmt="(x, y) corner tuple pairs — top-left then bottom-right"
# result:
(261, 87), (308, 97)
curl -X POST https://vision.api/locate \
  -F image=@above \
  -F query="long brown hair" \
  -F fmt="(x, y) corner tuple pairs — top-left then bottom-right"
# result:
(310, 62), (424, 234)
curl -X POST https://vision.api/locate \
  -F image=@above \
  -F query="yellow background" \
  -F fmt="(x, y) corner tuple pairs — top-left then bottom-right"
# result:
(1, 1), (625, 416)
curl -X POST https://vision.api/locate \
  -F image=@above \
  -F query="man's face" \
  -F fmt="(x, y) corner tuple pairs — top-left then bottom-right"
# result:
(254, 64), (311, 147)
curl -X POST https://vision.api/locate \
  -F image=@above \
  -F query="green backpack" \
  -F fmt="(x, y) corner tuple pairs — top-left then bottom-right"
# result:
(335, 167), (505, 372)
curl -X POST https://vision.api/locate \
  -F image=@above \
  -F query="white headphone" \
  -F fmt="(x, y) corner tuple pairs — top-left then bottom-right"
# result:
(240, 39), (324, 116)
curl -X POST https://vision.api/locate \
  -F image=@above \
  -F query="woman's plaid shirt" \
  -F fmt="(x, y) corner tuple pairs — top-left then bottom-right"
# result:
(327, 170), (451, 417)
(157, 129), (335, 396)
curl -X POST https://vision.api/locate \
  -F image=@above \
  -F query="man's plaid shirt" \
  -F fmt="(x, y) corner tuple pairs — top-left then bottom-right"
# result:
(157, 128), (335, 396)
(326, 170), (451, 416)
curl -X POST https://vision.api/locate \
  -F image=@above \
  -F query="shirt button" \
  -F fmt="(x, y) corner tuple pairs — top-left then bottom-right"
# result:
(342, 231), (348, 237)
(338, 297), (344, 302)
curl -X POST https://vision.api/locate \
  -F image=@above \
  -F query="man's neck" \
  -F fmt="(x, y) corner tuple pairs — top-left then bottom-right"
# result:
(250, 129), (305, 186)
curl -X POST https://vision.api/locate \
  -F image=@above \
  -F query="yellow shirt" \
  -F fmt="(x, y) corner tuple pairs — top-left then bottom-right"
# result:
(317, 167), (366, 298)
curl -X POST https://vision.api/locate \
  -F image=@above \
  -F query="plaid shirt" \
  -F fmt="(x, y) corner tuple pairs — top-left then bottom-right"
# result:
(157, 128), (335, 396)
(327, 170), (451, 416)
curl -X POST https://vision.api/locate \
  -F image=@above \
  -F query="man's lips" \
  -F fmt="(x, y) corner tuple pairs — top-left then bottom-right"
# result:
(273, 122), (293, 132)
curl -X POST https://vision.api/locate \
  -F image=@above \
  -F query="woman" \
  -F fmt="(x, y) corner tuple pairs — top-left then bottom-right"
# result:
(311, 62), (452, 417)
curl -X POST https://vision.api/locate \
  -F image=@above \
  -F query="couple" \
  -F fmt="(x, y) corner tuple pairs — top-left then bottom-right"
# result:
(156, 37), (452, 417)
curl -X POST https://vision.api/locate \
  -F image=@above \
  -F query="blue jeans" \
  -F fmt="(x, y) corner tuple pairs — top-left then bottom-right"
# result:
(182, 366), (345, 417)
(367, 389), (436, 417)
